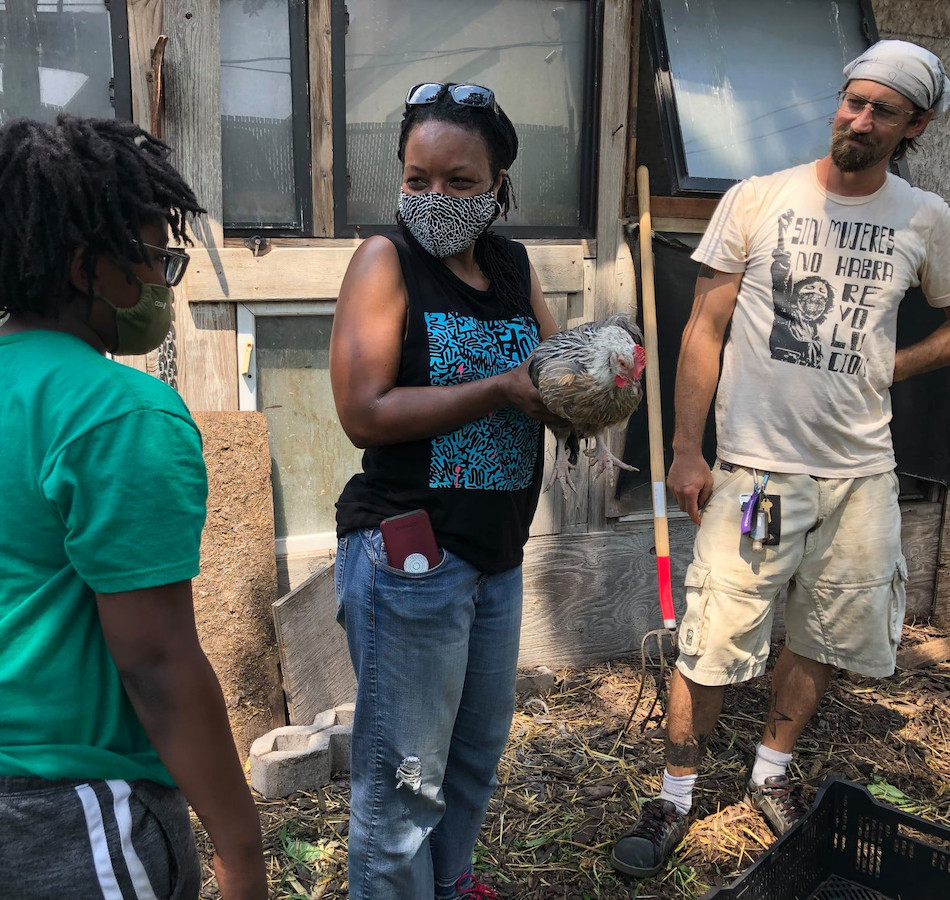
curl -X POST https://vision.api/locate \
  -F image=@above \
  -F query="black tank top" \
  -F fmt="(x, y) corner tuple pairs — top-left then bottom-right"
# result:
(336, 227), (543, 574)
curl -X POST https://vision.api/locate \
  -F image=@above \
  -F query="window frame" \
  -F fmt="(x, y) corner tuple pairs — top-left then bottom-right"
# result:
(108, 0), (133, 120)
(221, 0), (314, 237)
(641, 0), (882, 197)
(237, 300), (342, 556)
(329, 0), (603, 239)
(0, 1), (133, 121)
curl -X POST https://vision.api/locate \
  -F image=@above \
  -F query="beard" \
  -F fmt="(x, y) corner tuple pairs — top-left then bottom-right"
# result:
(830, 125), (893, 172)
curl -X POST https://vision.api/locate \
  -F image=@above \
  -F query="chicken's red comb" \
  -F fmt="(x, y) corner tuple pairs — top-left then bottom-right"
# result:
(634, 344), (647, 381)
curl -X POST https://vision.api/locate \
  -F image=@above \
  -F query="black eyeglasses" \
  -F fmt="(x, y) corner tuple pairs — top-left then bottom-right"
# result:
(135, 241), (190, 287)
(836, 90), (916, 127)
(406, 82), (498, 113)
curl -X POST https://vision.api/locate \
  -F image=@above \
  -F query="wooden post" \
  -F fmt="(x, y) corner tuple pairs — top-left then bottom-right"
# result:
(128, 0), (164, 126)
(162, 0), (238, 411)
(310, 0), (334, 236)
(623, 0), (643, 219)
(116, 0), (166, 377)
(589, 0), (635, 530)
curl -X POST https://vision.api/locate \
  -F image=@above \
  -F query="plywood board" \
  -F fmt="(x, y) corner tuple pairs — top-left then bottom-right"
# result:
(902, 501), (942, 619)
(273, 563), (357, 726)
(519, 522), (696, 668)
(897, 637), (950, 670)
(184, 243), (586, 302)
(934, 498), (950, 627)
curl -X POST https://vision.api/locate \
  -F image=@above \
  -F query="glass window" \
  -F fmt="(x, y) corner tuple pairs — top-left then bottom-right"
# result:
(220, 0), (311, 231)
(244, 309), (363, 549)
(645, 0), (871, 191)
(339, 0), (594, 234)
(0, 0), (128, 124)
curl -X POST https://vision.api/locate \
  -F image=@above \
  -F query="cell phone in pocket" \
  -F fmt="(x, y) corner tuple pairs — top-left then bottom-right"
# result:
(379, 509), (440, 573)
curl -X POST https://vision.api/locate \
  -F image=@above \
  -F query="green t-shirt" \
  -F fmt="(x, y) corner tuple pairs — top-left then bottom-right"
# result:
(0, 330), (207, 785)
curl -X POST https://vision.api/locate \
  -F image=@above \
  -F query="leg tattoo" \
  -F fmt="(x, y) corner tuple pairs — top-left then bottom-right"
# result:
(766, 692), (793, 740)
(666, 733), (710, 768)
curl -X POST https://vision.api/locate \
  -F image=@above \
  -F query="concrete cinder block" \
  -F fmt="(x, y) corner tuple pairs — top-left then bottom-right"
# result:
(515, 666), (556, 695)
(250, 704), (354, 798)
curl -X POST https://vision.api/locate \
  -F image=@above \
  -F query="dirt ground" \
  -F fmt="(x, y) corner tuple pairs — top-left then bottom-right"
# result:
(193, 623), (950, 899)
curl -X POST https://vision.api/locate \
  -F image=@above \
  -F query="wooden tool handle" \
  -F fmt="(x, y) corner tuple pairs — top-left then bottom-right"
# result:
(637, 166), (676, 629)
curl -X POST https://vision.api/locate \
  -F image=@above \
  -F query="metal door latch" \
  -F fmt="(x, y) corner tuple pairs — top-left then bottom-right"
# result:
(244, 235), (270, 257)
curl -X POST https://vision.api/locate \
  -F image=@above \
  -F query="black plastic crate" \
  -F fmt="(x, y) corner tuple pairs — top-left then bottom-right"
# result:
(702, 776), (950, 900)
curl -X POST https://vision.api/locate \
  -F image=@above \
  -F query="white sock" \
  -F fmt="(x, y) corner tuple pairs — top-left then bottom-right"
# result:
(658, 769), (697, 815)
(750, 743), (793, 786)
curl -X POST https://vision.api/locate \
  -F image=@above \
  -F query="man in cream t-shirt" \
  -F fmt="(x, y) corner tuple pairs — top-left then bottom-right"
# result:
(611, 40), (950, 879)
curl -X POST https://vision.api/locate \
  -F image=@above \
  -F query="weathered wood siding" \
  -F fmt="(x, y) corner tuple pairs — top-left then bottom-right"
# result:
(871, 0), (950, 202)
(122, 0), (948, 656)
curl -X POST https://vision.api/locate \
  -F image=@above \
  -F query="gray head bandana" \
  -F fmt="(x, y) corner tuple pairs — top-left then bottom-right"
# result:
(843, 39), (950, 121)
(398, 190), (498, 258)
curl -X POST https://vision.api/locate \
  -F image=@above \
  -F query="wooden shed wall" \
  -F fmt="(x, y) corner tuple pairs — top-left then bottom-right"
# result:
(123, 0), (950, 668)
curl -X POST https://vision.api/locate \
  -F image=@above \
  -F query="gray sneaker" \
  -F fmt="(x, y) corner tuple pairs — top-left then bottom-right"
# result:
(744, 774), (809, 836)
(610, 798), (688, 877)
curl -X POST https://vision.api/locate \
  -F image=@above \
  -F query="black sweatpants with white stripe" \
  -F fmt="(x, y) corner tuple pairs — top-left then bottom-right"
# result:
(0, 776), (200, 898)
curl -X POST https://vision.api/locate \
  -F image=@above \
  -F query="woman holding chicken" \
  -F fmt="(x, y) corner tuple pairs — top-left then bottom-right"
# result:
(330, 83), (559, 899)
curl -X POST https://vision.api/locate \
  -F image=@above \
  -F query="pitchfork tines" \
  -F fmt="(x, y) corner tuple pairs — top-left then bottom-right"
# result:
(624, 624), (677, 738)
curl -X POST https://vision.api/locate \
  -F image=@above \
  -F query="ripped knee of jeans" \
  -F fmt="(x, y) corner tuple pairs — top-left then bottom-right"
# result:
(395, 755), (422, 793)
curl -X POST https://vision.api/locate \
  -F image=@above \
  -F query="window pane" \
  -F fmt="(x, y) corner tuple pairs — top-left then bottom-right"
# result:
(345, 0), (590, 228)
(0, 0), (115, 123)
(255, 315), (363, 542)
(659, 0), (867, 181)
(220, 0), (299, 228)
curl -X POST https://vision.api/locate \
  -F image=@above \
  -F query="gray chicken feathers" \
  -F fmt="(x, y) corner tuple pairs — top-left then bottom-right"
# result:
(527, 314), (644, 431)
(527, 314), (645, 492)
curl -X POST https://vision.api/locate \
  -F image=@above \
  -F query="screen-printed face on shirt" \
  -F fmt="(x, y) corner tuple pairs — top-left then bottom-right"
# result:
(795, 280), (831, 321)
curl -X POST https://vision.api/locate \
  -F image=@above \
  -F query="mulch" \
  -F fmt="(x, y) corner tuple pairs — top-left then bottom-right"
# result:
(193, 622), (950, 899)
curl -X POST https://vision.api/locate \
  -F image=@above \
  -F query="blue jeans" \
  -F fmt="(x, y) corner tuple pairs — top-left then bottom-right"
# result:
(336, 528), (523, 900)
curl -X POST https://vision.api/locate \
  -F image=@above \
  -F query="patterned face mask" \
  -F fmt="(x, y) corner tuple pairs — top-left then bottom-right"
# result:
(398, 189), (498, 258)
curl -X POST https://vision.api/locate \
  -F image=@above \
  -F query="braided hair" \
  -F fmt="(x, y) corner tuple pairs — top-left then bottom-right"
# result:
(0, 115), (204, 319)
(397, 87), (531, 317)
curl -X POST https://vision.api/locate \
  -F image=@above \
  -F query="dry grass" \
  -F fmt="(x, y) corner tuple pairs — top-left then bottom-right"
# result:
(194, 623), (950, 899)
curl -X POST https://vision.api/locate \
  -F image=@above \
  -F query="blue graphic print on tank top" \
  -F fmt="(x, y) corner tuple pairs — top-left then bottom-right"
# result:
(426, 312), (540, 490)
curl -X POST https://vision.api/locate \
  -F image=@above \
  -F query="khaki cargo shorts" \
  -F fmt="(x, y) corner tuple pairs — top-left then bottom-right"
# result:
(676, 462), (907, 686)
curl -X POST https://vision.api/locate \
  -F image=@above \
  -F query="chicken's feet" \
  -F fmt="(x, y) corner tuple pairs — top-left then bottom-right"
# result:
(544, 433), (578, 499)
(584, 434), (637, 480)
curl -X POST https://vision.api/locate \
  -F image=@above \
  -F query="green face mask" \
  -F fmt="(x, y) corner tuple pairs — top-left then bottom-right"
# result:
(99, 279), (173, 355)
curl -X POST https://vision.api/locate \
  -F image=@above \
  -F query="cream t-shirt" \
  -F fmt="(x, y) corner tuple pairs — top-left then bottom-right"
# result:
(693, 162), (950, 477)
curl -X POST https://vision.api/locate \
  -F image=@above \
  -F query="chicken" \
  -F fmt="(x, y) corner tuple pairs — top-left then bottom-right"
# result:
(527, 314), (646, 497)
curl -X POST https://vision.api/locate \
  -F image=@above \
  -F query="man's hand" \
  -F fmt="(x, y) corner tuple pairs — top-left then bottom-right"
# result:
(668, 451), (713, 525)
(213, 850), (268, 900)
(667, 267), (740, 524)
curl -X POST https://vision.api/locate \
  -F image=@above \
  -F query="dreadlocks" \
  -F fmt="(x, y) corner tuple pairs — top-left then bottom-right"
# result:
(0, 115), (205, 318)
(397, 87), (531, 318)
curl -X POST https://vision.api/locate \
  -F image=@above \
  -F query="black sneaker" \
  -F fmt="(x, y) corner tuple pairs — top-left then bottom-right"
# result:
(610, 798), (688, 877)
(744, 775), (809, 836)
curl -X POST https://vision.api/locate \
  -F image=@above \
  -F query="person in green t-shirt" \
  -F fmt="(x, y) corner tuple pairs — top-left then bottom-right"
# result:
(0, 116), (266, 900)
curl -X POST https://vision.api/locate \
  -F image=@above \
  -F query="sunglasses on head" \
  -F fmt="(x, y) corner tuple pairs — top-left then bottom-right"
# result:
(405, 82), (498, 113)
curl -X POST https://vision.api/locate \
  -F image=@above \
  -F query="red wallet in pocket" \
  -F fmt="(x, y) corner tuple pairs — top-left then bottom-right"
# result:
(379, 509), (440, 573)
